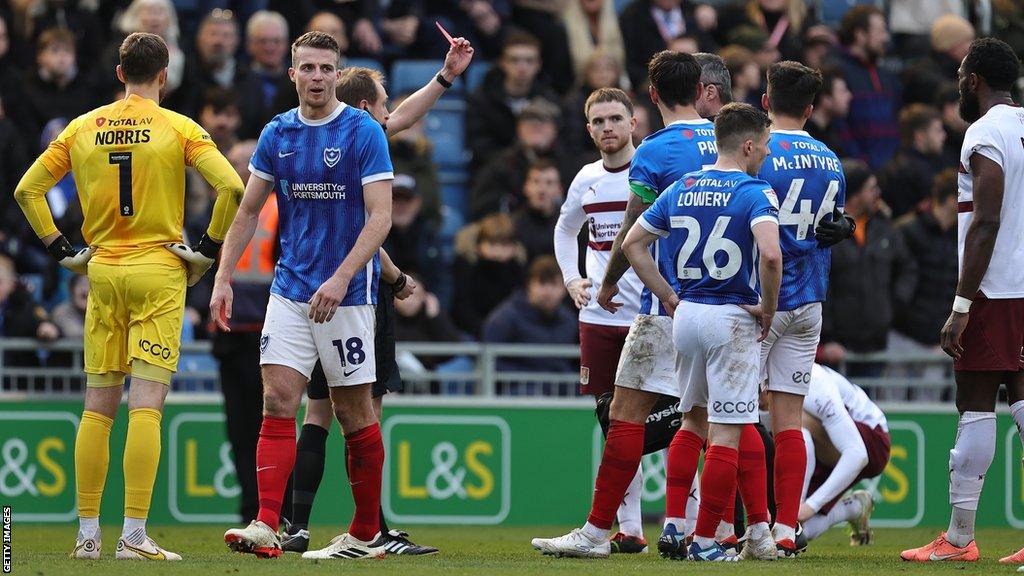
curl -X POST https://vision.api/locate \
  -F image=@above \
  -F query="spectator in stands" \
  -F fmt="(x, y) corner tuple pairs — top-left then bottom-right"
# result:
(389, 93), (442, 221)
(878, 104), (946, 218)
(901, 14), (974, 106)
(820, 160), (917, 375)
(22, 28), (96, 147)
(888, 0), (965, 59)
(467, 30), (558, 169)
(562, 50), (624, 165)
(513, 159), (562, 263)
(632, 103), (651, 146)
(668, 34), (699, 54)
(562, 0), (627, 90)
(482, 255), (578, 374)
(384, 173), (452, 308)
(716, 0), (813, 62)
(104, 0), (185, 109)
(452, 213), (526, 337)
(0, 253), (60, 383)
(0, 94), (32, 264)
(805, 66), (850, 157)
(0, 14), (30, 137)
(29, 0), (104, 76)
(938, 84), (968, 167)
(179, 9), (245, 117)
(720, 44), (761, 106)
(51, 274), (88, 339)
(471, 98), (574, 218)
(306, 11), (348, 54)
(834, 6), (901, 170)
(511, 3), (574, 95)
(800, 25), (837, 70)
(429, 0), (509, 59)
(726, 25), (780, 73)
(891, 168), (958, 390)
(237, 10), (289, 140)
(198, 87), (241, 152)
(618, 0), (716, 89)
(394, 272), (464, 369)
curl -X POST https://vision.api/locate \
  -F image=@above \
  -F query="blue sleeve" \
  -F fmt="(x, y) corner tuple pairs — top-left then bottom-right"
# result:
(747, 181), (780, 228)
(637, 184), (673, 237)
(628, 144), (660, 203)
(356, 116), (394, 185)
(249, 123), (275, 182)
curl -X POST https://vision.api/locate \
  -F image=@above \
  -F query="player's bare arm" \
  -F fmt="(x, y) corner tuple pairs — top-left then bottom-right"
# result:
(308, 179), (393, 323)
(210, 175), (275, 331)
(749, 220), (783, 341)
(385, 38), (474, 136)
(598, 194), (648, 312)
(621, 222), (678, 317)
(941, 153), (1004, 359)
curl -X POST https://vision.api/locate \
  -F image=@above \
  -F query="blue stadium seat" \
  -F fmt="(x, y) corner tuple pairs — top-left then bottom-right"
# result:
(439, 172), (469, 218)
(463, 61), (491, 94)
(343, 57), (386, 75)
(391, 59), (454, 97)
(817, 0), (875, 26)
(424, 100), (469, 170)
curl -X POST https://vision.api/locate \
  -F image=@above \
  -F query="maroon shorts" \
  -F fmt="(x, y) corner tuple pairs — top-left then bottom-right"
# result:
(579, 321), (630, 396)
(809, 421), (891, 514)
(954, 295), (1024, 372)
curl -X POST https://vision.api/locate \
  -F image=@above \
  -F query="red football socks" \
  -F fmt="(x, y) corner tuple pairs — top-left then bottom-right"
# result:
(666, 429), (704, 519)
(738, 424), (770, 525)
(587, 420), (645, 530)
(773, 428), (807, 530)
(255, 416), (297, 530)
(346, 423), (385, 542)
(694, 445), (739, 539)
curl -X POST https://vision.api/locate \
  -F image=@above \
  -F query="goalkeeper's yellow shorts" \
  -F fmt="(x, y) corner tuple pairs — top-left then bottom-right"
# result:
(84, 261), (186, 381)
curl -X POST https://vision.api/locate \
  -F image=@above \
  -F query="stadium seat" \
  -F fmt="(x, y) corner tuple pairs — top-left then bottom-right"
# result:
(425, 100), (469, 170)
(391, 59), (460, 97)
(463, 61), (491, 94)
(343, 57), (386, 75)
(817, 0), (875, 26)
(439, 171), (469, 218)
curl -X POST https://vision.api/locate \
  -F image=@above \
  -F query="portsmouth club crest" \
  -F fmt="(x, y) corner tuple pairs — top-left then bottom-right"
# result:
(323, 147), (341, 168)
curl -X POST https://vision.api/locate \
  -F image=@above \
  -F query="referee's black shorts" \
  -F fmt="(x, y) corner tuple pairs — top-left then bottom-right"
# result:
(307, 282), (404, 400)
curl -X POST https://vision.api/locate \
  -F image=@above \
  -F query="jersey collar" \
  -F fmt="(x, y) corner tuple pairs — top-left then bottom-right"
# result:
(666, 118), (710, 126)
(298, 101), (347, 126)
(771, 129), (810, 137)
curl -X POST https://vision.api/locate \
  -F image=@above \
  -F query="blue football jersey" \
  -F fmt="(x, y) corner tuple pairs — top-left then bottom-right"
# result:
(757, 130), (846, 311)
(639, 169), (779, 306)
(250, 103), (394, 305)
(629, 119), (718, 314)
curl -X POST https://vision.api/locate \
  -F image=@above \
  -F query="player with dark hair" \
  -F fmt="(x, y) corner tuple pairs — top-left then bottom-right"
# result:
(622, 101), (782, 561)
(279, 34), (474, 556)
(531, 50), (716, 559)
(215, 31), (393, 561)
(902, 37), (1024, 564)
(14, 31), (243, 560)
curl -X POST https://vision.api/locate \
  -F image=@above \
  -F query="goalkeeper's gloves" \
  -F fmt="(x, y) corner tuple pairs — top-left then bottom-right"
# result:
(166, 234), (221, 287)
(47, 235), (95, 275)
(814, 208), (856, 248)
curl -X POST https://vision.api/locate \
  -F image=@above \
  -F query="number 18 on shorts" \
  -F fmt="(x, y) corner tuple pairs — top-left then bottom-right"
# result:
(260, 293), (377, 386)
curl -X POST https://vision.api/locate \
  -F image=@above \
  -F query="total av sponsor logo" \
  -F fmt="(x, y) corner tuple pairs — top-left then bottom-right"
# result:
(167, 413), (241, 523)
(383, 415), (510, 524)
(0, 412), (78, 521)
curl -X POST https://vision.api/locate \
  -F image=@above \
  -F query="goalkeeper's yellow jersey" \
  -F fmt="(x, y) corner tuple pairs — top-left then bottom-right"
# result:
(15, 93), (242, 266)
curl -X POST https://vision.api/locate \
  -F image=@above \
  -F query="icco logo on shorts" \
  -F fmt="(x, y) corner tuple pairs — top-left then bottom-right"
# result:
(711, 400), (757, 414)
(139, 339), (172, 360)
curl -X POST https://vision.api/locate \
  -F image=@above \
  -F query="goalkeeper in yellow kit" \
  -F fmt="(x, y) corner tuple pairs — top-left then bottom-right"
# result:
(13, 32), (242, 561)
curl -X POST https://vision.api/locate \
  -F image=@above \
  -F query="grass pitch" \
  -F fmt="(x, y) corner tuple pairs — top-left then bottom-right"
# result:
(8, 524), (1023, 575)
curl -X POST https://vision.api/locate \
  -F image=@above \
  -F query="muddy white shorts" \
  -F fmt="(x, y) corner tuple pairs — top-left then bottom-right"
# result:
(674, 301), (760, 425)
(759, 302), (822, 395)
(614, 314), (680, 398)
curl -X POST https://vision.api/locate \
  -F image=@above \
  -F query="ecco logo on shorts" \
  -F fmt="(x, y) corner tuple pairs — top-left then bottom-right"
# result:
(139, 339), (172, 360)
(711, 400), (757, 414)
(792, 371), (811, 384)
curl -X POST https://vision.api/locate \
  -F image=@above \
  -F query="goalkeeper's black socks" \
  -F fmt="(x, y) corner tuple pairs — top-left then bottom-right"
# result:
(290, 423), (328, 530)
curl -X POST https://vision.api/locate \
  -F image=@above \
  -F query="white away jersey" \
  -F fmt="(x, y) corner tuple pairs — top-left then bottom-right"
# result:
(957, 103), (1024, 298)
(554, 159), (643, 326)
(805, 364), (887, 432)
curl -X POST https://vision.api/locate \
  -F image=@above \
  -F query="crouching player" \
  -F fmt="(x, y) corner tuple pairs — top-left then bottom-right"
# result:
(798, 363), (889, 545)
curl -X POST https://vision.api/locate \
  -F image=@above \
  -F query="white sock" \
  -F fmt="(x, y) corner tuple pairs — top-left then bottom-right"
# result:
(1010, 400), (1024, 449)
(747, 521), (770, 540)
(715, 521), (734, 541)
(693, 535), (716, 548)
(801, 427), (816, 500)
(946, 411), (996, 548)
(582, 522), (609, 542)
(683, 473), (700, 537)
(78, 517), (100, 540)
(773, 523), (795, 543)
(122, 517), (147, 545)
(664, 517), (686, 531)
(803, 495), (862, 540)
(617, 464), (644, 537)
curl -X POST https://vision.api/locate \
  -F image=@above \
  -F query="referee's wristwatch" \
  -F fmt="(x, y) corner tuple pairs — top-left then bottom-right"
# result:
(392, 272), (408, 293)
(435, 73), (453, 89)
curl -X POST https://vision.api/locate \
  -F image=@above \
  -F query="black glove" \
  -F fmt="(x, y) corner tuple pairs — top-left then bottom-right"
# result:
(814, 208), (856, 248)
(47, 234), (95, 274)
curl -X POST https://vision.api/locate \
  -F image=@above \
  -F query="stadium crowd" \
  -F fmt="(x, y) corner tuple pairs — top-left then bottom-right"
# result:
(0, 0), (1022, 396)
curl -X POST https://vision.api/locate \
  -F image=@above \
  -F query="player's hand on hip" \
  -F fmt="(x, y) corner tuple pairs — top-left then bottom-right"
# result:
(210, 281), (234, 332)
(940, 310), (969, 359)
(662, 293), (680, 318)
(596, 282), (622, 313)
(740, 304), (772, 342)
(46, 235), (94, 275)
(567, 278), (593, 309)
(309, 275), (350, 323)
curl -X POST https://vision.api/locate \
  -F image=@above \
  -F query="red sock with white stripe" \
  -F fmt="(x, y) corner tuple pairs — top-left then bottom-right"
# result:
(255, 416), (296, 531)
(346, 423), (385, 542)
(773, 429), (807, 540)
(585, 420), (645, 538)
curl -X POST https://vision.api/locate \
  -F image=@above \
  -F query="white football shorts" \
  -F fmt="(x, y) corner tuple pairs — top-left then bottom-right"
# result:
(759, 302), (822, 395)
(260, 293), (376, 387)
(674, 301), (761, 425)
(614, 314), (680, 397)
